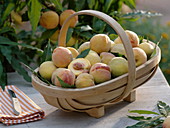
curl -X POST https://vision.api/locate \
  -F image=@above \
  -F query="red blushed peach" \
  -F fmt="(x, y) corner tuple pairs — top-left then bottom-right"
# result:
(100, 52), (115, 65)
(114, 30), (139, 47)
(68, 58), (91, 76)
(59, 9), (78, 28)
(51, 68), (75, 87)
(52, 47), (73, 68)
(90, 63), (111, 84)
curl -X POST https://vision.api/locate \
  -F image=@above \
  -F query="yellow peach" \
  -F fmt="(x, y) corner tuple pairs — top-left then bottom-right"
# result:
(108, 57), (128, 77)
(59, 9), (78, 28)
(67, 47), (79, 58)
(100, 52), (115, 64)
(90, 34), (111, 54)
(40, 11), (59, 29)
(85, 50), (101, 66)
(75, 73), (95, 88)
(39, 61), (57, 80)
(78, 42), (90, 53)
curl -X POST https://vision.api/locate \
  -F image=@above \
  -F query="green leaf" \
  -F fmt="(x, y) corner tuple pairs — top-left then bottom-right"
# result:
(41, 27), (58, 40)
(40, 41), (52, 64)
(157, 101), (170, 117)
(150, 36), (162, 58)
(50, 0), (63, 11)
(126, 116), (163, 128)
(0, 36), (43, 53)
(0, 60), (3, 80)
(66, 28), (74, 43)
(87, 0), (95, 9)
(0, 3), (15, 25)
(124, 0), (136, 9)
(127, 115), (152, 121)
(0, 46), (12, 63)
(28, 0), (42, 33)
(11, 57), (31, 82)
(128, 110), (159, 115)
(57, 76), (75, 88)
(103, 0), (114, 13)
(75, 0), (86, 11)
(76, 48), (90, 58)
(93, 19), (106, 33)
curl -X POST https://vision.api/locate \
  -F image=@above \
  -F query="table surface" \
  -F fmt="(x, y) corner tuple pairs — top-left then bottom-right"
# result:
(1, 67), (170, 128)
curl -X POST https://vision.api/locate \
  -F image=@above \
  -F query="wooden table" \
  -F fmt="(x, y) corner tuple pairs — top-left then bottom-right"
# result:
(1, 67), (170, 128)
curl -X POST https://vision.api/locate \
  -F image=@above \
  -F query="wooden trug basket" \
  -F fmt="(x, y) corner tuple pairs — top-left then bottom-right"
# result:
(32, 10), (161, 118)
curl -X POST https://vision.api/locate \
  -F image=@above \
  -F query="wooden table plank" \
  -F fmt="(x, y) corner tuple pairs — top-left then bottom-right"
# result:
(1, 67), (170, 128)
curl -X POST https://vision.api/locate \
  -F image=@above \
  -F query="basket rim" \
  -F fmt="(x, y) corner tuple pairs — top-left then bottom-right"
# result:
(32, 41), (161, 93)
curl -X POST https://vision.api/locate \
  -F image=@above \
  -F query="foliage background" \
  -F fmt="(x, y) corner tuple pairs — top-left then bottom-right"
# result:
(0, 0), (169, 89)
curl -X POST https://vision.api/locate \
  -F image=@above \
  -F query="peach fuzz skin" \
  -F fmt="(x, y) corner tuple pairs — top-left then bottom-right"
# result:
(52, 47), (73, 68)
(90, 63), (111, 84)
(51, 68), (75, 87)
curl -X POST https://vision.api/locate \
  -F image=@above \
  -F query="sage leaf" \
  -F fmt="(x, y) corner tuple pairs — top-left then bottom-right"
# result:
(57, 76), (75, 88)
(127, 115), (152, 121)
(157, 101), (170, 117)
(126, 116), (163, 128)
(76, 48), (90, 58)
(128, 110), (159, 115)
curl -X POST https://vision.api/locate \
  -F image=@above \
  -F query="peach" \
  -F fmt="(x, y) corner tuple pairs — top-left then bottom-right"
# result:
(139, 41), (154, 57)
(100, 52), (115, 64)
(85, 50), (101, 66)
(66, 37), (77, 47)
(114, 30), (139, 47)
(78, 42), (90, 53)
(52, 47), (73, 68)
(163, 116), (170, 128)
(110, 40), (116, 47)
(133, 47), (147, 67)
(108, 57), (128, 77)
(40, 11), (59, 29)
(68, 58), (91, 76)
(110, 43), (126, 56)
(67, 47), (79, 58)
(75, 73), (95, 88)
(90, 34), (111, 54)
(50, 29), (60, 43)
(59, 9), (78, 28)
(39, 61), (57, 80)
(90, 63), (111, 84)
(51, 68), (75, 87)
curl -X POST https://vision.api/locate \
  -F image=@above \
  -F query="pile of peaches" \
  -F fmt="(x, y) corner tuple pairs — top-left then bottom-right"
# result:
(38, 30), (155, 88)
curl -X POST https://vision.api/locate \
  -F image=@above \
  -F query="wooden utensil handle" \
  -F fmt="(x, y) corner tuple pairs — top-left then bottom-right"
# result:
(58, 10), (136, 100)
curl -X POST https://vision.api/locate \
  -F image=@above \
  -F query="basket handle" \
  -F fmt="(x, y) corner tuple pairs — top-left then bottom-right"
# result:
(58, 10), (136, 101)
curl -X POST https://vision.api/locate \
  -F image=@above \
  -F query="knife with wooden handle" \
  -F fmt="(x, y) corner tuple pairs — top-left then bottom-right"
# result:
(8, 89), (22, 116)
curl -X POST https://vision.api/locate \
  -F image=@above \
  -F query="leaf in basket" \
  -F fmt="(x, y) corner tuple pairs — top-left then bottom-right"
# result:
(40, 41), (52, 64)
(20, 62), (52, 85)
(80, 25), (93, 32)
(126, 116), (163, 128)
(57, 76), (75, 88)
(66, 28), (74, 43)
(150, 36), (162, 58)
(157, 101), (170, 117)
(127, 115), (152, 121)
(128, 110), (159, 115)
(76, 48), (90, 59)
